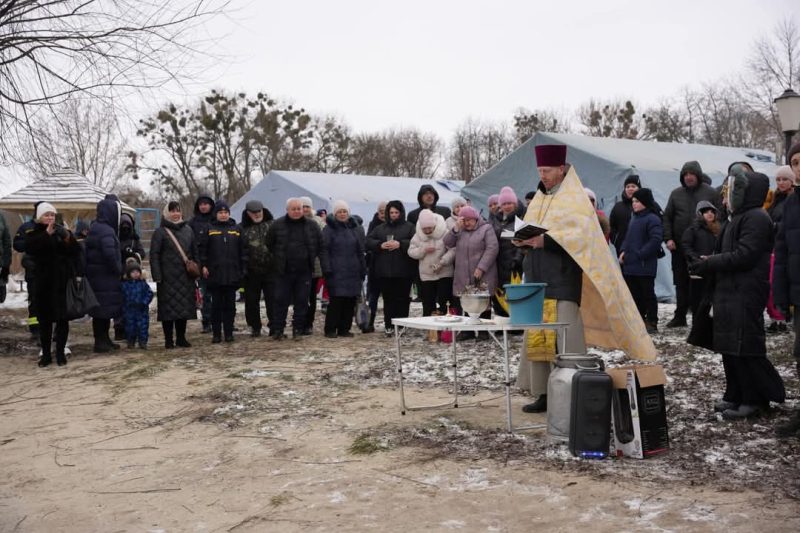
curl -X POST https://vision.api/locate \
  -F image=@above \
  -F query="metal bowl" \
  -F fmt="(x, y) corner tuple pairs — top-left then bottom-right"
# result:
(460, 293), (490, 323)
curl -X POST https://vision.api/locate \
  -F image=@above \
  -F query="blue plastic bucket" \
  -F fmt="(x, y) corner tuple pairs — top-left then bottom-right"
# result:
(503, 283), (547, 325)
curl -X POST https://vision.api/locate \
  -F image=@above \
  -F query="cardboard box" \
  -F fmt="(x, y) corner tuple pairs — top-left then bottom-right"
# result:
(607, 365), (669, 459)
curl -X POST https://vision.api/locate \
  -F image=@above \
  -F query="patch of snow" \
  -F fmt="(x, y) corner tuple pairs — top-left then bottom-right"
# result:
(241, 369), (279, 379)
(329, 491), (346, 503)
(440, 520), (466, 529)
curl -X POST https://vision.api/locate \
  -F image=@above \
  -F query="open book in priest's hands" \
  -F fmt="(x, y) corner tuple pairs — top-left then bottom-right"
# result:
(500, 216), (548, 240)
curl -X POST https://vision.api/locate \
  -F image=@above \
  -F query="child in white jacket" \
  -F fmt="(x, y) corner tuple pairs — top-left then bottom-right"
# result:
(408, 209), (455, 316)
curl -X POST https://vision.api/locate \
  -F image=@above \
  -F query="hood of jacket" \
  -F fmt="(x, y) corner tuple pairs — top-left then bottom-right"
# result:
(96, 197), (120, 233)
(240, 208), (274, 228)
(738, 172), (770, 213)
(119, 212), (137, 239)
(193, 192), (215, 218)
(416, 184), (440, 208)
(384, 200), (407, 226)
(679, 160), (704, 188)
(414, 212), (447, 240)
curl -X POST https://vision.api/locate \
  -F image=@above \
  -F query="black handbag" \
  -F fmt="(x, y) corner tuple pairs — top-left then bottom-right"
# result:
(356, 286), (371, 332)
(66, 276), (100, 320)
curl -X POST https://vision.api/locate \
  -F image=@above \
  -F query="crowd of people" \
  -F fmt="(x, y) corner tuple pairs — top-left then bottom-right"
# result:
(3, 141), (800, 437)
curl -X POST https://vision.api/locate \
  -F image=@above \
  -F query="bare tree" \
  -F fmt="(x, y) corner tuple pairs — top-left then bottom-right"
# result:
(639, 100), (690, 143)
(0, 0), (229, 161)
(513, 107), (572, 143)
(18, 97), (128, 189)
(447, 118), (515, 183)
(349, 129), (442, 178)
(578, 99), (640, 139)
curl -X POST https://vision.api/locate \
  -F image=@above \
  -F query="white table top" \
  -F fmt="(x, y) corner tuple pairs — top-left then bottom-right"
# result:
(392, 316), (569, 332)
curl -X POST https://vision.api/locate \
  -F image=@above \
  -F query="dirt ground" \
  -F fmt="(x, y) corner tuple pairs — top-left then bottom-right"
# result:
(1, 305), (799, 532)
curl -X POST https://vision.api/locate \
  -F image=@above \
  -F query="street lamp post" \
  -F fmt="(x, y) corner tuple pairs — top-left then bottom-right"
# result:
(774, 88), (800, 163)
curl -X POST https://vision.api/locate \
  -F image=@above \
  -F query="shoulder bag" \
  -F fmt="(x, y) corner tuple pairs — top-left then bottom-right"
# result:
(164, 228), (201, 280)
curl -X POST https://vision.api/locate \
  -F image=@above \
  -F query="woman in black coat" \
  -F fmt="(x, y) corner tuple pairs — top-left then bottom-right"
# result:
(85, 196), (123, 352)
(690, 172), (785, 420)
(200, 200), (245, 343)
(366, 200), (416, 336)
(609, 174), (641, 256)
(25, 203), (80, 366)
(150, 201), (198, 349)
(321, 200), (366, 338)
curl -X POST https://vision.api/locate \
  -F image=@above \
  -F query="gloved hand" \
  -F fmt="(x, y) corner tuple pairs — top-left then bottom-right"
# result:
(688, 258), (708, 276)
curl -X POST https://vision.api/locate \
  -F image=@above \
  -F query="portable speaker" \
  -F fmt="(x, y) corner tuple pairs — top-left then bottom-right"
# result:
(568, 370), (613, 458)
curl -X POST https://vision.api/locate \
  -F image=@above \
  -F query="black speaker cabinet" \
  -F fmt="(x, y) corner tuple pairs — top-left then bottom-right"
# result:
(568, 370), (613, 458)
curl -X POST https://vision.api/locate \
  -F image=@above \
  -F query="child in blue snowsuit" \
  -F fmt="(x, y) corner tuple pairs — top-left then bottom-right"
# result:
(121, 261), (153, 349)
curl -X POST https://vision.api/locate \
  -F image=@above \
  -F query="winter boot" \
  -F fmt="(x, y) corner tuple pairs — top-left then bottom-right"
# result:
(522, 394), (547, 413)
(114, 325), (126, 341)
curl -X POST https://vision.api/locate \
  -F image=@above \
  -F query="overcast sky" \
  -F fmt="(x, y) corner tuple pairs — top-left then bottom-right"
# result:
(184, 0), (800, 140)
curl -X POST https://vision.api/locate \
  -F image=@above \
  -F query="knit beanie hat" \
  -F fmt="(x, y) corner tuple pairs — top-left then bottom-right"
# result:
(488, 195), (499, 207)
(460, 206), (479, 220)
(584, 187), (597, 203)
(788, 142), (800, 166)
(498, 186), (517, 205)
(332, 199), (350, 215)
(624, 174), (641, 187)
(632, 188), (657, 213)
(451, 197), (467, 210)
(125, 258), (142, 277)
(776, 165), (795, 182)
(35, 202), (56, 221)
(299, 196), (313, 209)
(418, 209), (437, 228)
(213, 200), (230, 215)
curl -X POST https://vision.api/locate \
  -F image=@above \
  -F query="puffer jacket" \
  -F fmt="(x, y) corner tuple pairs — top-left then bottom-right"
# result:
(85, 197), (122, 319)
(150, 218), (197, 321)
(621, 209), (663, 277)
(407, 212), (455, 281)
(366, 200), (416, 279)
(681, 218), (718, 263)
(266, 214), (325, 276)
(697, 172), (773, 357)
(774, 185), (800, 309)
(443, 217), (499, 295)
(240, 208), (274, 276)
(25, 223), (80, 321)
(200, 218), (246, 288)
(663, 161), (720, 244)
(321, 215), (366, 297)
(609, 192), (634, 255)
(12, 202), (45, 281)
(188, 193), (215, 250)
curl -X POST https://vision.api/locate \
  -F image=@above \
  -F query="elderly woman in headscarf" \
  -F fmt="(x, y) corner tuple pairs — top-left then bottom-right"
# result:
(25, 203), (80, 366)
(321, 200), (366, 338)
(85, 195), (123, 353)
(149, 201), (198, 349)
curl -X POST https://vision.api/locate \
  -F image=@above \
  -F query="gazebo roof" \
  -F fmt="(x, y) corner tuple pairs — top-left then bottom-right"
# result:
(0, 169), (133, 214)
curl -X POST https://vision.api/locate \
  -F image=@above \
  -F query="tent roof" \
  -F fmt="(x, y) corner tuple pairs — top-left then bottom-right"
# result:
(0, 169), (134, 214)
(230, 170), (464, 226)
(462, 132), (779, 212)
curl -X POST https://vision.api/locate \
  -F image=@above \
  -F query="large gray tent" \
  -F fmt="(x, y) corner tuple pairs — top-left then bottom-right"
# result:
(461, 132), (780, 300)
(230, 170), (464, 228)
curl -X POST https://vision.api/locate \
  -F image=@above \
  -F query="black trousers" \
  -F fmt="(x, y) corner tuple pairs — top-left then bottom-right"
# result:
(722, 354), (786, 406)
(419, 278), (453, 316)
(624, 275), (658, 325)
(306, 276), (322, 328)
(39, 319), (68, 358)
(27, 276), (39, 334)
(367, 271), (381, 324)
(161, 320), (187, 344)
(671, 247), (690, 318)
(688, 277), (712, 317)
(209, 286), (237, 337)
(324, 296), (356, 334)
(274, 272), (311, 332)
(243, 274), (274, 333)
(379, 277), (412, 328)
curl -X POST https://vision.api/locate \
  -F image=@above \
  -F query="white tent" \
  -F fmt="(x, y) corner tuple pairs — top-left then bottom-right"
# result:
(230, 170), (465, 228)
(461, 132), (780, 301)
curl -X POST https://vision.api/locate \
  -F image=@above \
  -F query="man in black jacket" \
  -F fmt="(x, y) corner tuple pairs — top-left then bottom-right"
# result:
(407, 184), (451, 225)
(189, 193), (215, 332)
(266, 198), (326, 340)
(662, 161), (719, 328)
